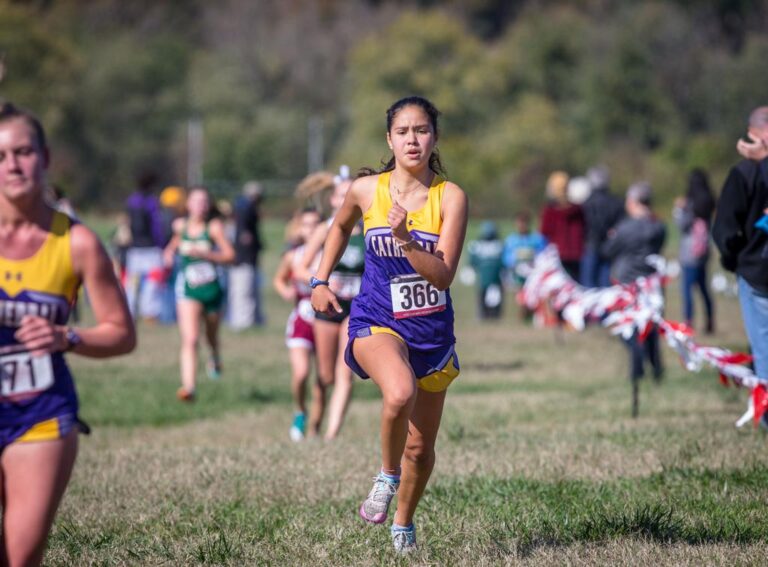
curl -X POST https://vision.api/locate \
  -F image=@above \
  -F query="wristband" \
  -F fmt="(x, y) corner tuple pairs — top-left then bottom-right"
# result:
(309, 276), (330, 289)
(64, 327), (82, 352)
(394, 236), (415, 248)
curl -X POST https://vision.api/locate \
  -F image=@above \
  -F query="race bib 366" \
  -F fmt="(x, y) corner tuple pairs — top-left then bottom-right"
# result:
(390, 274), (446, 320)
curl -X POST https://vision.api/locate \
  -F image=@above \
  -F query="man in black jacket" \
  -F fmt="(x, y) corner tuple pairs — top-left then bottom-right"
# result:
(581, 166), (624, 287)
(602, 182), (666, 392)
(712, 106), (768, 388)
(228, 181), (264, 329)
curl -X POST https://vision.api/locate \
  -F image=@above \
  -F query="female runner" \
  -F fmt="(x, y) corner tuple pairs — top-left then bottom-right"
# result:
(163, 187), (234, 401)
(298, 177), (365, 440)
(273, 207), (322, 441)
(311, 96), (468, 552)
(0, 102), (135, 566)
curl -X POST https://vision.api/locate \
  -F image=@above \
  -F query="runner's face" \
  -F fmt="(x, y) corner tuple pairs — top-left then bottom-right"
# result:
(187, 190), (210, 220)
(299, 212), (320, 242)
(387, 105), (436, 170)
(0, 118), (47, 201)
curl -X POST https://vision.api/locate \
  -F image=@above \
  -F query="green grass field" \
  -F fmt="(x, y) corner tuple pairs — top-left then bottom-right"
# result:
(44, 218), (766, 566)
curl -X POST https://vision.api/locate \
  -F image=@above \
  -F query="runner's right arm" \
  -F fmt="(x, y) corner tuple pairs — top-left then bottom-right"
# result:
(293, 221), (329, 284)
(310, 180), (366, 314)
(163, 218), (184, 268)
(273, 250), (297, 303)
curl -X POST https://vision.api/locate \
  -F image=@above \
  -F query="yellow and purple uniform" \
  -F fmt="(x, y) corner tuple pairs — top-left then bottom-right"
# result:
(0, 211), (80, 447)
(345, 172), (459, 392)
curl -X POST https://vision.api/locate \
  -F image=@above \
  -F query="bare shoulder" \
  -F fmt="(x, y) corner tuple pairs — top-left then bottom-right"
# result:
(443, 181), (466, 197)
(172, 217), (186, 233)
(350, 174), (377, 197)
(70, 222), (107, 259)
(207, 217), (225, 233)
(442, 181), (468, 207)
(350, 174), (379, 211)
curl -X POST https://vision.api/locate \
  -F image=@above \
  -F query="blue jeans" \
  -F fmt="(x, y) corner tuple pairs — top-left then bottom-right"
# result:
(681, 265), (713, 326)
(580, 250), (611, 288)
(738, 277), (768, 380)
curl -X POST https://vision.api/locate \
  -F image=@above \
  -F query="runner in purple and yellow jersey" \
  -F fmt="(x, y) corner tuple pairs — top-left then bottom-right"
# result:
(311, 96), (468, 554)
(0, 102), (135, 567)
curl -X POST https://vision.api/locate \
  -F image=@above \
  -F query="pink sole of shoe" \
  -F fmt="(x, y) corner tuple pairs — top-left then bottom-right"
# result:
(359, 504), (386, 524)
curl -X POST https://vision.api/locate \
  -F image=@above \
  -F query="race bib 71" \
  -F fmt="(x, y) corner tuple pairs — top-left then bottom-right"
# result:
(0, 352), (55, 401)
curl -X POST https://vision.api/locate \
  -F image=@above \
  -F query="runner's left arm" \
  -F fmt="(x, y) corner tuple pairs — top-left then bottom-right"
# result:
(203, 219), (236, 265)
(311, 180), (365, 314)
(394, 183), (468, 291)
(15, 224), (136, 358)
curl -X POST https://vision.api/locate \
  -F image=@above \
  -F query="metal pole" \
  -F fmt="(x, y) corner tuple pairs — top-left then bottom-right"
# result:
(187, 118), (204, 186)
(632, 379), (639, 418)
(307, 115), (324, 173)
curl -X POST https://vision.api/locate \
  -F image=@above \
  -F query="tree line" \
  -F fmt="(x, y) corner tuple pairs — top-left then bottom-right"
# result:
(1, 0), (766, 214)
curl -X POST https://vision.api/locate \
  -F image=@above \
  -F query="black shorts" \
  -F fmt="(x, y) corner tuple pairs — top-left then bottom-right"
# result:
(314, 299), (352, 324)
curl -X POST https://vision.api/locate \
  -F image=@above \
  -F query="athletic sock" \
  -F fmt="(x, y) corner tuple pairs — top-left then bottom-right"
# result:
(380, 469), (401, 484)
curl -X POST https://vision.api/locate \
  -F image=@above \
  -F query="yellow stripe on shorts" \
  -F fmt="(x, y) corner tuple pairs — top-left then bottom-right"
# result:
(17, 417), (62, 443)
(418, 355), (460, 393)
(369, 326), (405, 342)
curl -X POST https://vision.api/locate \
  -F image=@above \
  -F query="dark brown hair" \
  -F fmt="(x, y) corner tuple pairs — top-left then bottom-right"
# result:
(0, 102), (47, 150)
(358, 96), (445, 177)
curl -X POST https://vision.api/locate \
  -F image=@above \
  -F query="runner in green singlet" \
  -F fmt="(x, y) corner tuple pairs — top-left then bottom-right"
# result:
(163, 187), (235, 401)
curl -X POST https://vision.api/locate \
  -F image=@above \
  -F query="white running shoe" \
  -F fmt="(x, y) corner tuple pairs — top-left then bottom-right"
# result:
(359, 473), (399, 524)
(289, 412), (306, 442)
(391, 523), (417, 554)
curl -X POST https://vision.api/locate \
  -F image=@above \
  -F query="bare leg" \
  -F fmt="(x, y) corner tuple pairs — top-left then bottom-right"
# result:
(309, 319), (338, 436)
(324, 317), (353, 440)
(203, 309), (222, 369)
(289, 346), (312, 414)
(393, 388), (446, 527)
(177, 299), (203, 393)
(1, 431), (78, 567)
(353, 334), (416, 473)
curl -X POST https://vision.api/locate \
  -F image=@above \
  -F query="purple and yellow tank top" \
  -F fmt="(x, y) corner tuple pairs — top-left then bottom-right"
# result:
(0, 211), (80, 427)
(348, 171), (455, 350)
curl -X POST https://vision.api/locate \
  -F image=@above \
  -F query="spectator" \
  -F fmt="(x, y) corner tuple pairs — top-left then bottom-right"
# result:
(49, 184), (81, 322)
(673, 169), (716, 334)
(110, 212), (132, 283)
(502, 210), (547, 288)
(468, 221), (505, 319)
(580, 166), (624, 288)
(157, 186), (187, 324)
(228, 180), (265, 330)
(540, 171), (585, 281)
(736, 128), (768, 185)
(48, 184), (78, 220)
(159, 186), (186, 246)
(566, 175), (592, 206)
(124, 171), (166, 322)
(713, 106), (768, 410)
(602, 182), (666, 386)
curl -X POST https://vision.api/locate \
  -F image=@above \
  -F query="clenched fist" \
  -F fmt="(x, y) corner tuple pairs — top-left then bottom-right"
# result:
(388, 201), (411, 242)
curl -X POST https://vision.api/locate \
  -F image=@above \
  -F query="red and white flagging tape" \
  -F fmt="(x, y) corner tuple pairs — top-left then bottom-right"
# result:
(518, 246), (767, 428)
